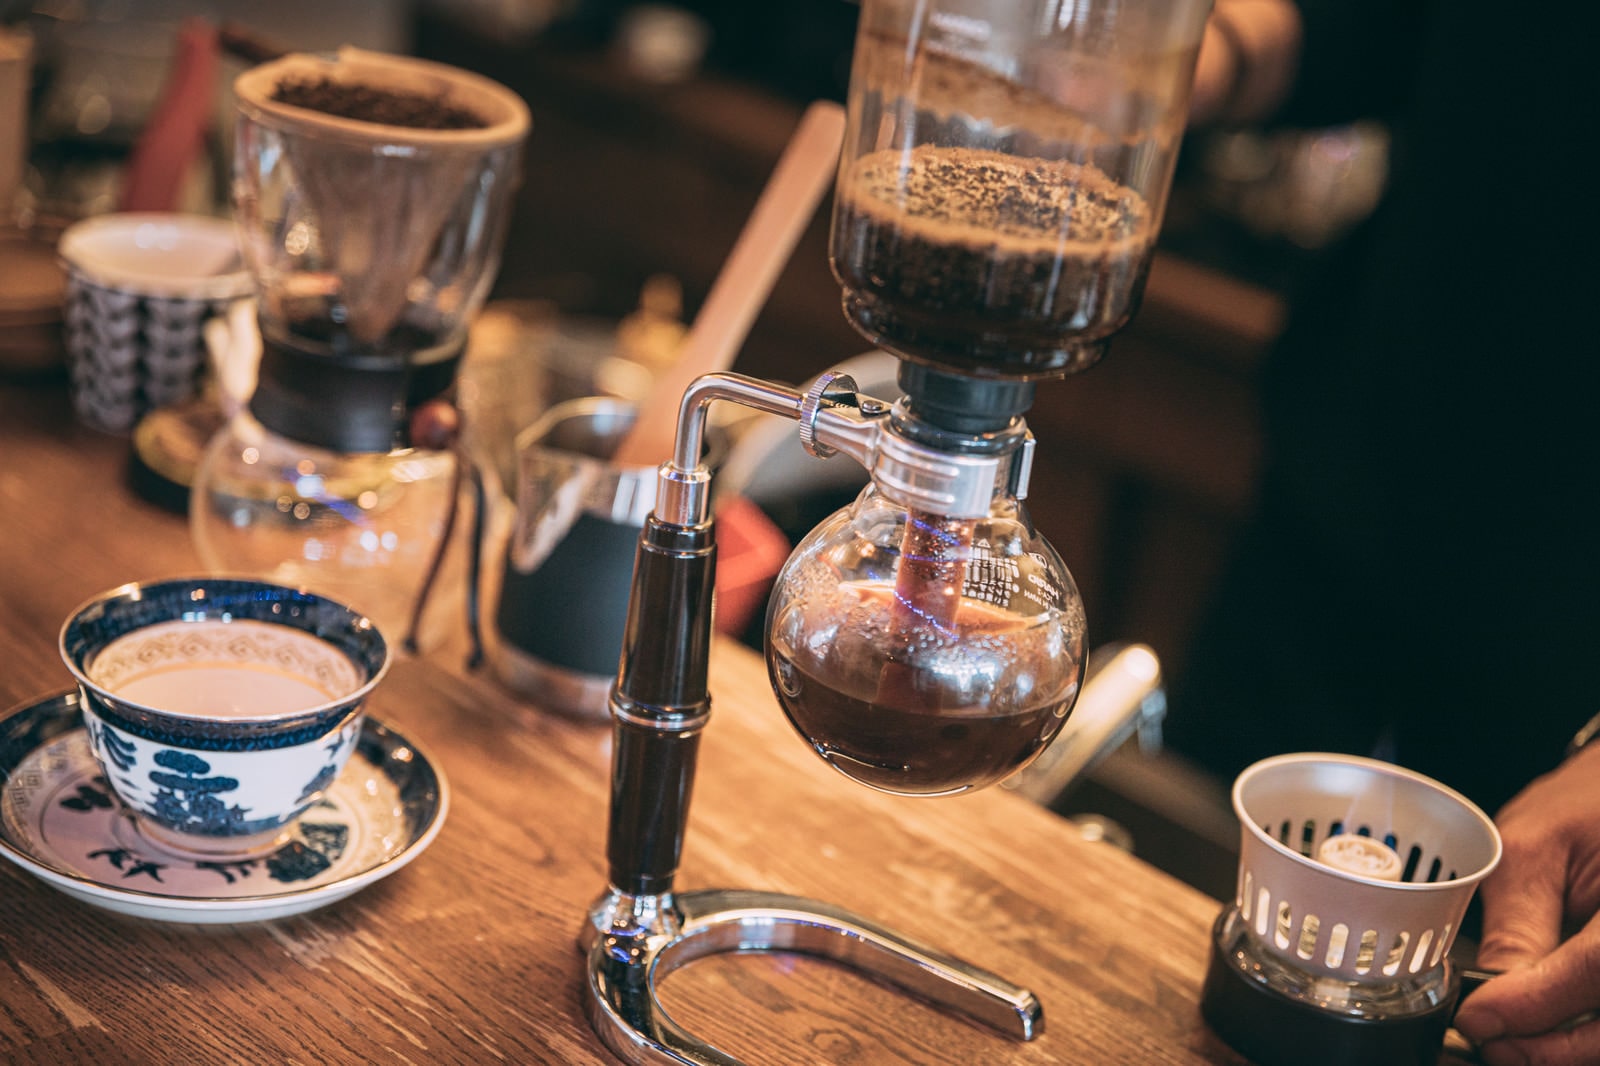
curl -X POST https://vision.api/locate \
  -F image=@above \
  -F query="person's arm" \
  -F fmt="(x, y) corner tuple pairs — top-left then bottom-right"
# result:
(1189, 0), (1303, 126)
(1453, 739), (1600, 1066)
(1189, 0), (1430, 128)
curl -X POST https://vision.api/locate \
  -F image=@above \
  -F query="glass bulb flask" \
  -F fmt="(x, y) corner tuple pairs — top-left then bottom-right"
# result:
(767, 478), (1086, 796)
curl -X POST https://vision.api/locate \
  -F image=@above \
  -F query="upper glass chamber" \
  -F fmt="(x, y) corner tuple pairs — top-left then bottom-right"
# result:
(830, 0), (1211, 378)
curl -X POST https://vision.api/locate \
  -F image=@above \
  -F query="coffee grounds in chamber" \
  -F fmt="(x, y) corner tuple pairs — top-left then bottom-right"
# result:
(272, 77), (486, 130)
(833, 145), (1155, 376)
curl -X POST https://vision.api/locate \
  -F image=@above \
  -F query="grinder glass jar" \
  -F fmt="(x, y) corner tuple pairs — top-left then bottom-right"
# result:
(191, 49), (529, 638)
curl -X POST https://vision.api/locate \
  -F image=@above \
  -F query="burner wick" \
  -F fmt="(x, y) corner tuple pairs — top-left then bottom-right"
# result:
(1317, 833), (1403, 881)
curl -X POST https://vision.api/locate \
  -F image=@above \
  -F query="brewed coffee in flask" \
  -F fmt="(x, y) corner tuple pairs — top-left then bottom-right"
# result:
(767, 482), (1087, 796)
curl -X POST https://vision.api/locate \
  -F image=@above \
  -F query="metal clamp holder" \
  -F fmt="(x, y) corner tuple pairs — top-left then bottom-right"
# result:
(654, 372), (1033, 526)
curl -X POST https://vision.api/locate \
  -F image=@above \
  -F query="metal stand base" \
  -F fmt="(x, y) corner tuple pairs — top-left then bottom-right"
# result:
(583, 889), (1044, 1065)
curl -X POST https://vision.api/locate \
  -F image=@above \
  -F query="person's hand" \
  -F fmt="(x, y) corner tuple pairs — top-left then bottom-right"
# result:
(1454, 742), (1600, 1065)
(1188, 0), (1302, 126)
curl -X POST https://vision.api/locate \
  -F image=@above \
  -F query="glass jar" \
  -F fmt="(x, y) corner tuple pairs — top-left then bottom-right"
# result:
(831, 0), (1211, 377)
(191, 48), (530, 642)
(191, 410), (457, 639)
(766, 482), (1087, 796)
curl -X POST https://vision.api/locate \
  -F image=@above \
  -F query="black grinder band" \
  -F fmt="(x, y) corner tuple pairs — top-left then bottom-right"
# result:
(249, 333), (463, 454)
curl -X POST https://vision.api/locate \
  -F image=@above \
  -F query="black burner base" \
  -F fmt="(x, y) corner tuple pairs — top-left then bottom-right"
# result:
(1200, 911), (1458, 1066)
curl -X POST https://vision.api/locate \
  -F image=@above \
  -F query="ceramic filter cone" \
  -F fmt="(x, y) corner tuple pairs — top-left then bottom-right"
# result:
(233, 48), (530, 346)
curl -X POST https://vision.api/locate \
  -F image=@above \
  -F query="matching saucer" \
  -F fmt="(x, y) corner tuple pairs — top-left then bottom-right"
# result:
(0, 691), (448, 923)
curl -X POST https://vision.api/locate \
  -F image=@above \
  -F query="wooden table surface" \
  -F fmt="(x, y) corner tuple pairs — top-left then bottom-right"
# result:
(0, 376), (1253, 1063)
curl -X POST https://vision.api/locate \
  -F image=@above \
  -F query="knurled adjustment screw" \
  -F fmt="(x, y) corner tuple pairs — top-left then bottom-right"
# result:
(798, 371), (859, 459)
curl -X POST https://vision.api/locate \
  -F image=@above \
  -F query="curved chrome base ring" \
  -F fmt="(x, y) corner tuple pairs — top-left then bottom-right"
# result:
(583, 888), (1044, 1065)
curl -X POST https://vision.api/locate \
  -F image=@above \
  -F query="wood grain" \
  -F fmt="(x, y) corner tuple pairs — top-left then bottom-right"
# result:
(0, 378), (1255, 1063)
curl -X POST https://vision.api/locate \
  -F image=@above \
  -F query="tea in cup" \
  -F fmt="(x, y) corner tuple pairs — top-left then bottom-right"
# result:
(59, 577), (389, 859)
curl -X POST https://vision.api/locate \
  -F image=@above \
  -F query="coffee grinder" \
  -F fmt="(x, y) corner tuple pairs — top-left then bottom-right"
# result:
(581, 0), (1210, 1061)
(189, 48), (529, 641)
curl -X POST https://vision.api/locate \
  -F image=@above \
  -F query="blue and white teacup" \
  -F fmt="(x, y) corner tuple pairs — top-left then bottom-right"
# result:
(60, 578), (389, 859)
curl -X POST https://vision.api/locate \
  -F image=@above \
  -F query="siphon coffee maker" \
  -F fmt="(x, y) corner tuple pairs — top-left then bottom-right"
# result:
(581, 0), (1211, 1061)
(189, 48), (529, 641)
